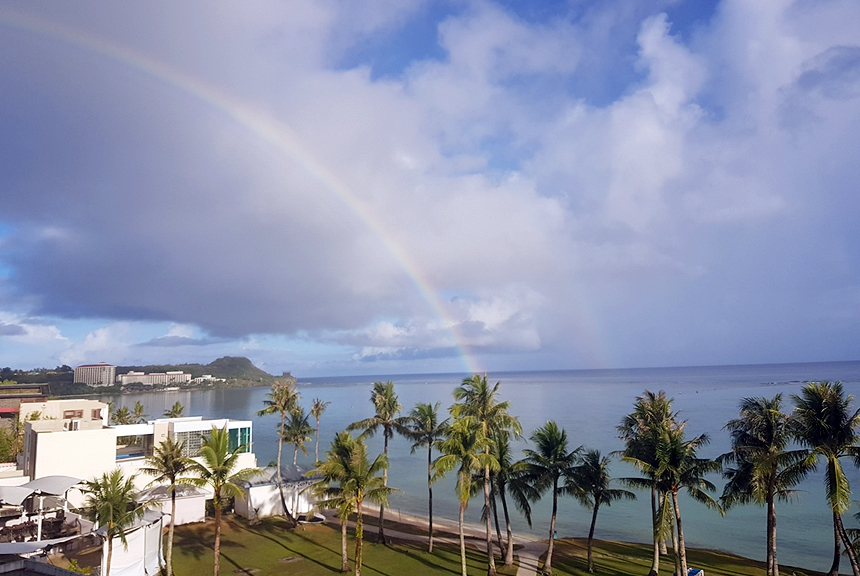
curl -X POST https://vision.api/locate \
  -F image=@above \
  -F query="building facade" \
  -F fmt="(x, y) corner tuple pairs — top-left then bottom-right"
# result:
(116, 371), (192, 386)
(73, 363), (116, 387)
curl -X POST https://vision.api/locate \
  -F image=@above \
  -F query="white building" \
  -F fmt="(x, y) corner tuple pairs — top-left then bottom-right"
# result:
(116, 371), (192, 386)
(20, 399), (256, 513)
(73, 363), (116, 387)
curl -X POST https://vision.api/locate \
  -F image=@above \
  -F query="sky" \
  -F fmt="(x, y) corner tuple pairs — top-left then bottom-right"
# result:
(0, 0), (859, 377)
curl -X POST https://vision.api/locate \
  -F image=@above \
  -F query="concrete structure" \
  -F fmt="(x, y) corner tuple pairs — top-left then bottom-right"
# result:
(0, 384), (49, 429)
(116, 371), (191, 387)
(20, 400), (257, 509)
(73, 364), (115, 388)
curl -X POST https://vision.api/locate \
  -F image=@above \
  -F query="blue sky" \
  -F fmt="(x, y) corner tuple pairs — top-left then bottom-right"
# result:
(1, 1), (859, 377)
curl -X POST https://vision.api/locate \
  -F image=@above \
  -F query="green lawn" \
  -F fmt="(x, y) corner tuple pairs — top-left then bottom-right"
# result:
(170, 516), (518, 576)
(542, 538), (824, 576)
(60, 515), (826, 576)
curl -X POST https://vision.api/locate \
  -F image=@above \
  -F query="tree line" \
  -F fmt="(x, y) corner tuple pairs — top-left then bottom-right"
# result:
(295, 377), (860, 576)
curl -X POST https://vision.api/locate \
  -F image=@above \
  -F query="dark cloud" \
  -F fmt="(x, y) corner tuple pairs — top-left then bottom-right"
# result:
(0, 322), (26, 336)
(139, 335), (226, 348)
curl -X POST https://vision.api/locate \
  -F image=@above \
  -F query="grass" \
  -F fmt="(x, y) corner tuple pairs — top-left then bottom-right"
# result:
(541, 538), (825, 576)
(56, 514), (826, 576)
(169, 516), (518, 576)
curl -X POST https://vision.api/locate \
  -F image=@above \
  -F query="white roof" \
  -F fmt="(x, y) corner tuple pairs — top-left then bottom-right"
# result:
(23, 475), (82, 496)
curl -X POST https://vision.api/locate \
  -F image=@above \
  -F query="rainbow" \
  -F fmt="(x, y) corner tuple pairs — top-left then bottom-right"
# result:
(0, 9), (484, 373)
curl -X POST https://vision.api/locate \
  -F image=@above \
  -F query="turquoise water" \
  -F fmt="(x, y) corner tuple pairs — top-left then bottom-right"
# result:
(103, 361), (860, 571)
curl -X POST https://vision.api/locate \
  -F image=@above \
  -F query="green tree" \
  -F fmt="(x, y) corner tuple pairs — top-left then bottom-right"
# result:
(652, 426), (723, 576)
(791, 381), (860, 576)
(451, 374), (521, 576)
(617, 390), (677, 576)
(186, 426), (257, 576)
(310, 398), (331, 463)
(569, 449), (635, 572)
(140, 437), (193, 576)
(435, 417), (498, 576)
(132, 401), (148, 424)
(491, 429), (538, 566)
(112, 406), (132, 425)
(404, 402), (449, 552)
(522, 421), (581, 575)
(719, 394), (810, 576)
(307, 431), (391, 576)
(163, 401), (185, 419)
(257, 381), (300, 526)
(81, 469), (147, 576)
(283, 407), (314, 465)
(347, 381), (411, 544)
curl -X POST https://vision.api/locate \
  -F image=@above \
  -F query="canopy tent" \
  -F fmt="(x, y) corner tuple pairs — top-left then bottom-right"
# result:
(0, 533), (80, 555)
(0, 486), (38, 506)
(96, 510), (164, 576)
(22, 476), (81, 496)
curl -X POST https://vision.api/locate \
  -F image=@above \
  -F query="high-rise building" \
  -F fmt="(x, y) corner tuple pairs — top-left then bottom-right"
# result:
(73, 363), (116, 387)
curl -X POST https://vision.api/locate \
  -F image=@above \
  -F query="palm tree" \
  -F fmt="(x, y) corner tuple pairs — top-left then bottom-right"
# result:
(653, 425), (724, 576)
(791, 381), (860, 576)
(112, 405), (132, 425)
(307, 431), (357, 572)
(434, 417), (498, 576)
(451, 374), (521, 576)
(283, 407), (314, 465)
(257, 381), (300, 526)
(311, 398), (331, 463)
(82, 469), (147, 576)
(163, 401), (185, 418)
(132, 401), (148, 424)
(569, 449), (635, 572)
(522, 421), (581, 575)
(491, 428), (537, 566)
(617, 390), (677, 576)
(186, 426), (257, 576)
(404, 402), (449, 552)
(347, 380), (411, 544)
(307, 431), (392, 576)
(719, 394), (810, 576)
(140, 437), (193, 576)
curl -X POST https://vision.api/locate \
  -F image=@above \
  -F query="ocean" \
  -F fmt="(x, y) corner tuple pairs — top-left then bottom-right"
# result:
(102, 361), (860, 571)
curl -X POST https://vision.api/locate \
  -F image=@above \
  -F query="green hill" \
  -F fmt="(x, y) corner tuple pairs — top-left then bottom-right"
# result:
(116, 356), (276, 386)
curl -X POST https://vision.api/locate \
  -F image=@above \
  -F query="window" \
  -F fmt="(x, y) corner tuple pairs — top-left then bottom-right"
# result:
(174, 430), (211, 457)
(91, 409), (102, 420)
(228, 427), (251, 453)
(63, 410), (83, 419)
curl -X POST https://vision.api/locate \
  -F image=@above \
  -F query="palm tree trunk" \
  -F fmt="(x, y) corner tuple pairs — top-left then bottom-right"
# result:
(293, 444), (299, 465)
(836, 512), (860, 576)
(671, 490), (688, 576)
(459, 503), (468, 576)
(356, 500), (364, 576)
(427, 445), (434, 553)
(649, 484), (659, 576)
(587, 502), (600, 573)
(106, 536), (113, 576)
(671, 519), (681, 576)
(484, 462), (497, 576)
(214, 498), (222, 576)
(166, 490), (176, 576)
(491, 489), (505, 560)
(545, 477), (558, 575)
(315, 416), (321, 463)
(766, 490), (777, 576)
(378, 434), (388, 544)
(829, 510), (841, 576)
(499, 487), (514, 566)
(276, 413), (298, 527)
(341, 517), (349, 572)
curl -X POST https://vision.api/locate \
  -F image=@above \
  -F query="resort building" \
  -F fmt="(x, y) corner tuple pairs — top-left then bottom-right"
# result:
(19, 399), (256, 508)
(116, 371), (192, 386)
(73, 363), (116, 387)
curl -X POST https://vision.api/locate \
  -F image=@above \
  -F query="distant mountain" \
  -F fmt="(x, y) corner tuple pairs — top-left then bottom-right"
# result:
(116, 356), (275, 385)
